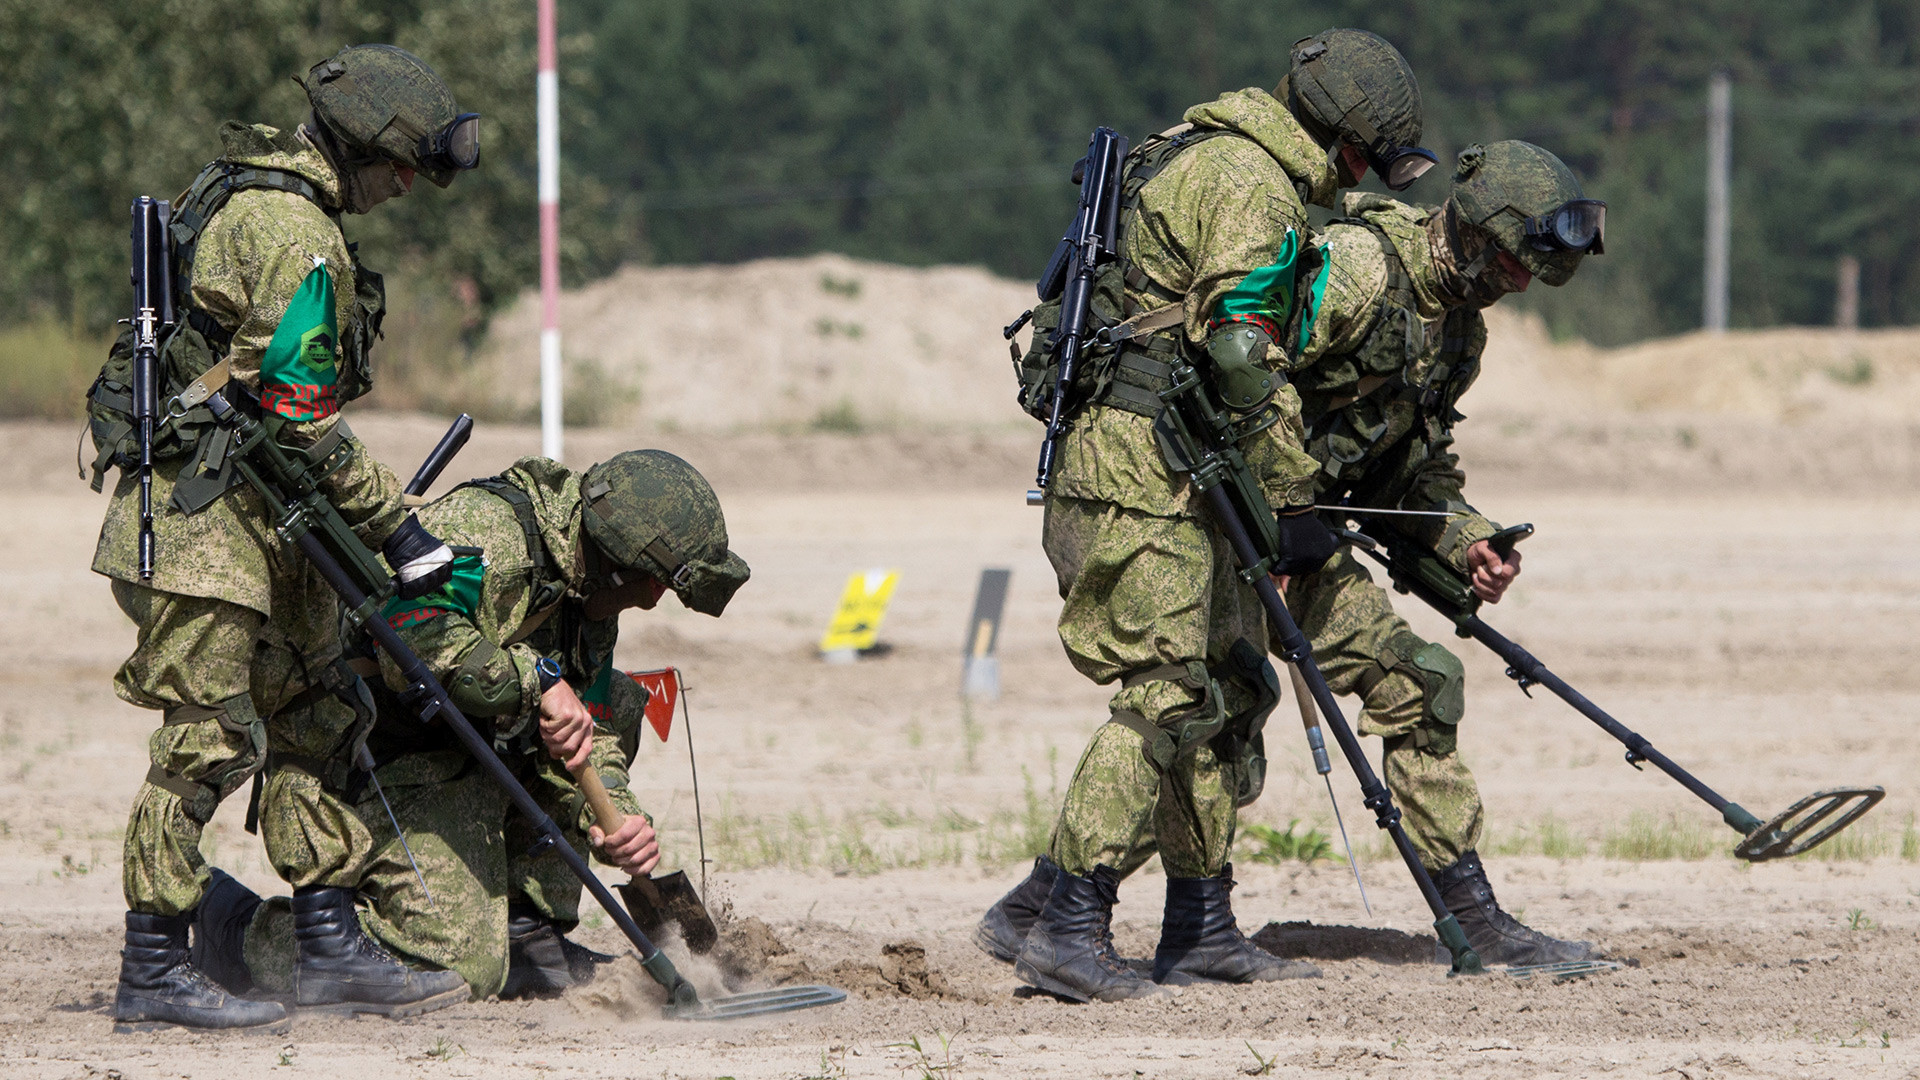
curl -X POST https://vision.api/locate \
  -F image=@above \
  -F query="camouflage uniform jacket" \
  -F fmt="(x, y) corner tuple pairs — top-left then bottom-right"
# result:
(371, 457), (633, 789)
(1048, 88), (1325, 518)
(1291, 194), (1499, 573)
(92, 122), (408, 616)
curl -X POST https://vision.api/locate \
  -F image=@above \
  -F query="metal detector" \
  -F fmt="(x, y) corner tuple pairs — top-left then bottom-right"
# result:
(1349, 524), (1885, 862)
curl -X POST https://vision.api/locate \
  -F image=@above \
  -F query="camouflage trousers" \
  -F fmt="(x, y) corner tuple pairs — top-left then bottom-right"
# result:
(242, 671), (649, 998)
(111, 581), (349, 916)
(1283, 546), (1483, 871)
(1042, 497), (1268, 881)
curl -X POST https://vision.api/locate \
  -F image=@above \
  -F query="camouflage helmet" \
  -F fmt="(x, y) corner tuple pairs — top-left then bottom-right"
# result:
(1279, 29), (1435, 190)
(1449, 140), (1604, 287)
(579, 450), (750, 617)
(301, 45), (479, 188)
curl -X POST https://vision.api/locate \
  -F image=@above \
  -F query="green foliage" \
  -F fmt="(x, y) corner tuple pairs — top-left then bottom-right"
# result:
(11, 1), (1920, 348)
(1600, 811), (1723, 861)
(1239, 820), (1336, 865)
(0, 320), (110, 420)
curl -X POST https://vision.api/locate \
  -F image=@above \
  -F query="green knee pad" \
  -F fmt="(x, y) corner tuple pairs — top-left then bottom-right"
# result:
(1108, 660), (1226, 773)
(1406, 639), (1465, 756)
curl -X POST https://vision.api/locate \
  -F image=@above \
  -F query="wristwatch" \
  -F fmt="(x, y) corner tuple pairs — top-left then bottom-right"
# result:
(534, 656), (564, 694)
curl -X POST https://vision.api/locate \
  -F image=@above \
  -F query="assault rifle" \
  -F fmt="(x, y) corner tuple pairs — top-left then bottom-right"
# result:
(1152, 355), (1486, 975)
(1345, 520), (1884, 861)
(1028, 126), (1128, 505)
(197, 395), (843, 1020)
(129, 196), (176, 579)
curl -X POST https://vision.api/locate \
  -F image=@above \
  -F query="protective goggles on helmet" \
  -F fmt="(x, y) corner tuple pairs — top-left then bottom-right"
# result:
(419, 113), (481, 173)
(1522, 198), (1606, 254)
(1365, 143), (1439, 191)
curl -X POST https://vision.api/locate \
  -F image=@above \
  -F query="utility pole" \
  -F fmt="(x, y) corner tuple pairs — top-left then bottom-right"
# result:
(537, 0), (563, 460)
(1703, 71), (1731, 334)
(1836, 255), (1860, 331)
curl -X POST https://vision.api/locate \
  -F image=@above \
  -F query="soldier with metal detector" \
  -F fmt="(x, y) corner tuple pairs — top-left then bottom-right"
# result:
(981, 29), (1439, 1002)
(197, 445), (749, 1002)
(88, 45), (482, 1031)
(1277, 141), (1608, 965)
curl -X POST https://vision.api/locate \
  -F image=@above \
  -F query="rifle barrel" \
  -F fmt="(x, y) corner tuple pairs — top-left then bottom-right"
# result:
(404, 413), (474, 498)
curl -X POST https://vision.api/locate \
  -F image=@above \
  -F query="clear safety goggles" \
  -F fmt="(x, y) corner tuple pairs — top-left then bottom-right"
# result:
(1522, 198), (1606, 254)
(1365, 143), (1439, 191)
(419, 113), (481, 173)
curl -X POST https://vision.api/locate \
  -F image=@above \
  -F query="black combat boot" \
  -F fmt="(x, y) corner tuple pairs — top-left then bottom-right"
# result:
(1435, 851), (1596, 966)
(291, 886), (469, 1015)
(501, 904), (615, 999)
(1151, 864), (1321, 984)
(190, 868), (264, 998)
(1013, 865), (1167, 1003)
(974, 854), (1059, 963)
(113, 911), (289, 1033)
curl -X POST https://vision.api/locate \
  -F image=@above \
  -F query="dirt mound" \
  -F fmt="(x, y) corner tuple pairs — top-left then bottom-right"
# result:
(710, 917), (949, 1000)
(476, 253), (1034, 432)
(1251, 920), (1438, 965)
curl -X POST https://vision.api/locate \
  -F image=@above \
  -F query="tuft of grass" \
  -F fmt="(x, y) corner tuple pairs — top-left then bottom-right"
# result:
(1243, 1042), (1277, 1075)
(886, 1032), (960, 1080)
(818, 273), (863, 298)
(1825, 355), (1874, 385)
(423, 1037), (463, 1062)
(1239, 820), (1335, 865)
(0, 320), (112, 420)
(1904, 815), (1919, 862)
(960, 701), (984, 774)
(809, 398), (865, 434)
(1600, 812), (1723, 861)
(1489, 814), (1589, 860)
(1809, 823), (1896, 862)
(1846, 908), (1876, 932)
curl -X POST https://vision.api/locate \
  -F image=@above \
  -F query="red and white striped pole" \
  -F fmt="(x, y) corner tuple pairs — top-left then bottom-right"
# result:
(537, 0), (562, 460)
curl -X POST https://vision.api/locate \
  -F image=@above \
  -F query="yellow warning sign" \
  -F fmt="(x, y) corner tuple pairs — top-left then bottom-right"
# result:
(819, 569), (899, 653)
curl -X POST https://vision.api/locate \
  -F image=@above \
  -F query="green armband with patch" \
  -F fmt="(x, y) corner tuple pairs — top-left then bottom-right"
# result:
(260, 260), (341, 421)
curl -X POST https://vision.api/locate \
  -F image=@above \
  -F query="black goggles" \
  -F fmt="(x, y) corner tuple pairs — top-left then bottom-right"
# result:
(1522, 198), (1606, 254)
(419, 113), (481, 172)
(1366, 144), (1439, 191)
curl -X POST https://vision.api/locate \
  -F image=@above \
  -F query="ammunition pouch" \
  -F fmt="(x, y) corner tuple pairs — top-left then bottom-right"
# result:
(1357, 629), (1464, 756)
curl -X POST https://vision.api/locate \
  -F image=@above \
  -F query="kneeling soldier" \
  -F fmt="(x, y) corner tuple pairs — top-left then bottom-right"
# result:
(196, 451), (748, 1001)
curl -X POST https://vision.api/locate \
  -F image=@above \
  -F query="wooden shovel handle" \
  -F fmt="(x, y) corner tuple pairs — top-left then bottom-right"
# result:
(571, 763), (625, 833)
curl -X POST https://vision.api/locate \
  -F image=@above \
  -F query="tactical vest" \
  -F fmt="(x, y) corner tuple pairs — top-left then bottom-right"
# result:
(1296, 213), (1482, 503)
(1012, 127), (1320, 424)
(82, 159), (386, 508)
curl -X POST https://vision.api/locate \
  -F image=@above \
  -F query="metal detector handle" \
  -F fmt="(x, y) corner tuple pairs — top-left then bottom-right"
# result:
(404, 413), (473, 498)
(1199, 481), (1483, 974)
(1287, 664), (1332, 775)
(1486, 522), (1533, 560)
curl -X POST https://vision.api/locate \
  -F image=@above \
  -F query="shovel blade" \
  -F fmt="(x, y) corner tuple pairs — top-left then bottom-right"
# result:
(1504, 959), (1623, 982)
(1734, 786), (1886, 862)
(619, 871), (719, 954)
(665, 983), (848, 1021)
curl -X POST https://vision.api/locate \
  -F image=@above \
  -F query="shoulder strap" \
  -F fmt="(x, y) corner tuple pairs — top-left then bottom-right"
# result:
(168, 162), (329, 351)
(1116, 127), (1242, 296)
(453, 476), (552, 579)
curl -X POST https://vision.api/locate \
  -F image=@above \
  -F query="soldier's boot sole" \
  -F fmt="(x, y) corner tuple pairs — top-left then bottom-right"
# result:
(294, 981), (470, 1019)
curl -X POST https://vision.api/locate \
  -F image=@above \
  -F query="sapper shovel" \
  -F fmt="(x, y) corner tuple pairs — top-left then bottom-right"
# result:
(570, 763), (720, 953)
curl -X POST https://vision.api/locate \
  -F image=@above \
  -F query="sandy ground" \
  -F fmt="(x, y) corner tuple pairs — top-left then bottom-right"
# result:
(2, 404), (1919, 1078)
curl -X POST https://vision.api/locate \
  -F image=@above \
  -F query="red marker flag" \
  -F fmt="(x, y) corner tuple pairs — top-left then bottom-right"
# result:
(628, 667), (681, 743)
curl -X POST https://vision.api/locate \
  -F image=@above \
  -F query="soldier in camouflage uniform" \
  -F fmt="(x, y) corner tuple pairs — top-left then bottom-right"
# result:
(194, 451), (749, 1001)
(1280, 141), (1606, 964)
(979, 29), (1434, 1002)
(92, 46), (480, 1031)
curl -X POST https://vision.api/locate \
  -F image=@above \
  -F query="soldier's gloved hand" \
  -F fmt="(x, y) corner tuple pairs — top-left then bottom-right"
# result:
(1272, 506), (1338, 577)
(382, 515), (455, 600)
(590, 814), (661, 877)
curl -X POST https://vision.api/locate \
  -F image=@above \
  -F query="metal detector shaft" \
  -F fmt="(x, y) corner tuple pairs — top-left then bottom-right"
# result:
(1199, 484), (1482, 974)
(1454, 611), (1764, 834)
(287, 526), (702, 1011)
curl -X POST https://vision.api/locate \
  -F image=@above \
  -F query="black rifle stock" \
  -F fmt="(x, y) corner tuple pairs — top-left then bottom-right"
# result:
(198, 391), (706, 1010)
(129, 196), (176, 579)
(1153, 359), (1484, 974)
(1030, 127), (1128, 504)
(1352, 523), (1883, 860)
